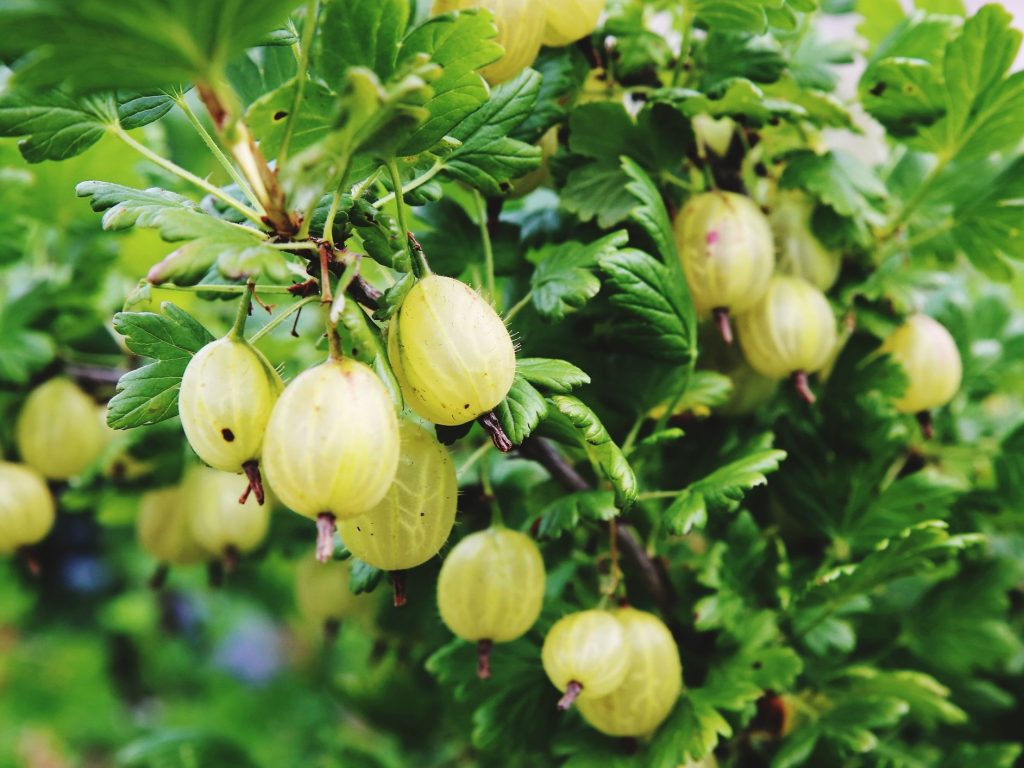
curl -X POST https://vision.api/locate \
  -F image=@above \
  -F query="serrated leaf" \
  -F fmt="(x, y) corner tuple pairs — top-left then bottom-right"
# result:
(530, 231), (629, 321)
(536, 490), (617, 539)
(246, 78), (337, 157)
(76, 181), (287, 284)
(116, 92), (176, 130)
(560, 160), (637, 228)
(597, 247), (694, 363)
(496, 374), (546, 446)
(780, 150), (886, 222)
(316, 0), (409, 86)
(444, 70), (543, 195)
(648, 694), (732, 767)
(0, 0), (301, 93)
(548, 395), (637, 510)
(0, 90), (112, 163)
(399, 9), (504, 154)
(515, 358), (590, 393)
(664, 444), (786, 534)
(107, 303), (214, 429)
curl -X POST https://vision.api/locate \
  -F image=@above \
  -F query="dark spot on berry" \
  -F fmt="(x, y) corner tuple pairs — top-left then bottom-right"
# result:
(420, 512), (424, 517)
(221, 428), (235, 442)
(752, 660), (763, 669)
(273, 110), (288, 120)
(356, 526), (361, 532)
(464, 403), (470, 409)
(870, 82), (887, 97)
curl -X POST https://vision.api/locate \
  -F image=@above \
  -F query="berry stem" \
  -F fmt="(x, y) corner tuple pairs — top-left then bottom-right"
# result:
(391, 570), (408, 608)
(223, 545), (240, 573)
(713, 307), (734, 344)
(229, 281), (255, 339)
(240, 460), (266, 505)
(387, 159), (430, 278)
(478, 411), (513, 452)
(916, 411), (934, 440)
(207, 560), (225, 588)
(148, 563), (169, 590)
(557, 680), (584, 711)
(315, 512), (337, 563)
(323, 618), (340, 644)
(477, 639), (493, 680)
(17, 547), (41, 577)
(792, 371), (816, 404)
(318, 242), (344, 360)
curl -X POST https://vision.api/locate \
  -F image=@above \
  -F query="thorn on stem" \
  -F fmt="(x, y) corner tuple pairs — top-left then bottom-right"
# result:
(391, 570), (407, 607)
(316, 513), (337, 563)
(916, 411), (934, 440)
(241, 461), (265, 505)
(713, 307), (734, 344)
(478, 411), (513, 452)
(477, 638), (493, 680)
(558, 680), (584, 711)
(792, 371), (816, 404)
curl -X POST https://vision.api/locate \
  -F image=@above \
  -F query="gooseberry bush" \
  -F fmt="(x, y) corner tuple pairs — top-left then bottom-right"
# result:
(1, 1), (1024, 766)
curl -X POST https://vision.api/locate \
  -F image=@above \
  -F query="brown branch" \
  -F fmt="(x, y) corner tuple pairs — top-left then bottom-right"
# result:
(519, 437), (675, 611)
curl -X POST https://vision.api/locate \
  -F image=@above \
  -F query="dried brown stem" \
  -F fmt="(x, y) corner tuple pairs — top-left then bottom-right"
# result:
(477, 638), (493, 680)
(792, 371), (816, 404)
(713, 307), (734, 344)
(391, 570), (408, 607)
(557, 680), (583, 710)
(316, 513), (337, 563)
(478, 411), (513, 452)
(240, 460), (265, 505)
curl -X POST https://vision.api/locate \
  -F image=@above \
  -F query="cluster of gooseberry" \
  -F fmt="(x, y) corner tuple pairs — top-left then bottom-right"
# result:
(674, 188), (962, 425)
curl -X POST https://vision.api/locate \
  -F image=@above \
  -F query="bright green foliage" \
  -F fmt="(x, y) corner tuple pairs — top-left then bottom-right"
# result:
(1, 1), (1024, 767)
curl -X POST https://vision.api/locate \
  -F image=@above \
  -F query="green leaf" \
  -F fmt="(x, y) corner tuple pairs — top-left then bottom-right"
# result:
(597, 248), (694, 363)
(510, 47), (587, 144)
(794, 522), (983, 633)
(530, 231), (629, 321)
(771, 728), (820, 768)
(107, 303), (214, 429)
(664, 443), (787, 534)
(444, 70), (543, 195)
(76, 181), (288, 284)
(648, 694), (732, 767)
(316, 0), (409, 86)
(779, 149), (886, 222)
(559, 160), (637, 228)
(496, 375), (547, 446)
(839, 667), (967, 728)
(246, 78), (336, 157)
(0, 0), (302, 93)
(0, 90), (112, 163)
(548, 395), (637, 510)
(536, 490), (617, 539)
(515, 358), (590, 394)
(614, 157), (696, 364)
(694, 0), (771, 34)
(117, 92), (176, 130)
(398, 9), (504, 154)
(0, 292), (57, 385)
(349, 558), (384, 594)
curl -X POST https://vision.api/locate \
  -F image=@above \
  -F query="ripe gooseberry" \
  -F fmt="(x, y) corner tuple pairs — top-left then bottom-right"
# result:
(541, 609), (628, 710)
(337, 421), (457, 606)
(674, 192), (775, 343)
(879, 314), (962, 435)
(178, 334), (283, 504)
(295, 554), (368, 639)
(437, 526), (545, 678)
(541, 0), (603, 46)
(432, 0), (544, 84)
(0, 461), (55, 565)
(576, 607), (683, 738)
(770, 191), (841, 291)
(137, 485), (207, 586)
(16, 377), (106, 480)
(261, 358), (400, 562)
(736, 275), (837, 404)
(388, 274), (516, 427)
(185, 465), (271, 570)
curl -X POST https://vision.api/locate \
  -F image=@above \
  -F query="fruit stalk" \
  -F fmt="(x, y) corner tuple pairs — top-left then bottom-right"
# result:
(477, 639), (493, 680)
(792, 371), (816, 404)
(316, 512), (337, 563)
(557, 680), (583, 711)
